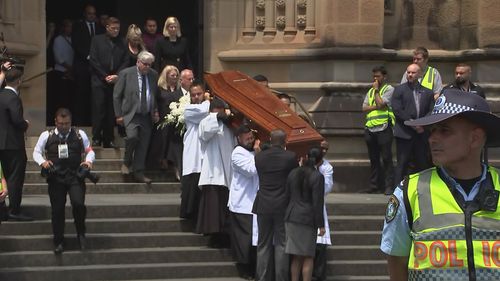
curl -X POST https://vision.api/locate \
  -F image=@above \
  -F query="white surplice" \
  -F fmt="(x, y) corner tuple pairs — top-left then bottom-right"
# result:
(317, 159), (333, 245)
(198, 112), (235, 188)
(182, 101), (209, 176)
(229, 146), (259, 245)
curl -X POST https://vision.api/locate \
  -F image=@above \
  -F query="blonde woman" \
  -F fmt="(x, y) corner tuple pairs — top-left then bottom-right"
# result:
(126, 24), (146, 67)
(146, 65), (183, 180)
(153, 17), (191, 72)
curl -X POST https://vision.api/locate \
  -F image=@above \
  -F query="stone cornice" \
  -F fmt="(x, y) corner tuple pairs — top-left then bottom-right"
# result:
(218, 47), (500, 62)
(3, 42), (40, 56)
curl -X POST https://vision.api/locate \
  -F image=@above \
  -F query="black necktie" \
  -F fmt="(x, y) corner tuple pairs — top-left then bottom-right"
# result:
(90, 22), (95, 37)
(140, 75), (148, 113)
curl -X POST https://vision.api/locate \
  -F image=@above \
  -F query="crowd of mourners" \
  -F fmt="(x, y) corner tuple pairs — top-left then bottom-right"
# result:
(0, 3), (498, 281)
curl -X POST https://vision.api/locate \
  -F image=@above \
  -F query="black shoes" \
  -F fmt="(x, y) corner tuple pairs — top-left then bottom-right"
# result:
(134, 172), (152, 184)
(8, 212), (33, 221)
(94, 140), (118, 148)
(78, 235), (87, 250)
(53, 243), (64, 254)
(103, 141), (118, 149)
(92, 140), (101, 147)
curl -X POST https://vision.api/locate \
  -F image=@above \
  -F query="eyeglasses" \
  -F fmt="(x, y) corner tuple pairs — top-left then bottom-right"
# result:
(139, 61), (152, 67)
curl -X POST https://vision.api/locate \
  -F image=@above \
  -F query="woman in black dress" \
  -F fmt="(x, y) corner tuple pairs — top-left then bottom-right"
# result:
(154, 17), (191, 72)
(285, 147), (326, 281)
(146, 65), (182, 179)
(125, 24), (146, 67)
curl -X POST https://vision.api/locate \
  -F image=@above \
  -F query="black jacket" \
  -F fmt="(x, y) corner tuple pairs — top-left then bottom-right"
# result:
(252, 146), (298, 214)
(391, 82), (434, 140)
(89, 34), (129, 88)
(0, 88), (28, 150)
(442, 82), (485, 99)
(284, 167), (325, 228)
(71, 20), (104, 63)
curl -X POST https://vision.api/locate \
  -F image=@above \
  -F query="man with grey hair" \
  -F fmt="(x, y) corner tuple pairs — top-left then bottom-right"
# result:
(179, 69), (194, 96)
(113, 51), (159, 183)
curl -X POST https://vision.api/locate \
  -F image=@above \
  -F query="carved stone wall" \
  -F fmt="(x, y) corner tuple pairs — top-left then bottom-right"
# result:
(2, 0), (46, 135)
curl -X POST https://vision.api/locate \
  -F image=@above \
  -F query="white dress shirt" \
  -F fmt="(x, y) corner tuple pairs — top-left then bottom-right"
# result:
(33, 128), (95, 166)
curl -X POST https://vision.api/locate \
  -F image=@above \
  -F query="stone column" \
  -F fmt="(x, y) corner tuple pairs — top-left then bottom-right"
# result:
(242, 0), (256, 38)
(263, 0), (276, 38)
(304, 0), (316, 40)
(284, 0), (297, 39)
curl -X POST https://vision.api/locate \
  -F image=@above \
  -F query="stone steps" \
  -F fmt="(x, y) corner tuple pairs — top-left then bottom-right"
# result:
(0, 261), (239, 281)
(23, 182), (181, 194)
(0, 232), (206, 252)
(3, 139), (392, 280)
(23, 170), (176, 183)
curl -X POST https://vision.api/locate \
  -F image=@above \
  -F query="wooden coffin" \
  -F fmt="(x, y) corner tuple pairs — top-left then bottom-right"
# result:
(204, 70), (324, 156)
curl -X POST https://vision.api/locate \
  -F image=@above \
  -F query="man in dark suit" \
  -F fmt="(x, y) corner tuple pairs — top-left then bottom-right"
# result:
(113, 51), (159, 183)
(89, 17), (128, 148)
(253, 129), (298, 281)
(71, 4), (104, 126)
(0, 67), (31, 221)
(391, 63), (435, 189)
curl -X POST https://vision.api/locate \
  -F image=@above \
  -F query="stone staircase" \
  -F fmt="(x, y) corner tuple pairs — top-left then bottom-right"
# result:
(0, 135), (390, 281)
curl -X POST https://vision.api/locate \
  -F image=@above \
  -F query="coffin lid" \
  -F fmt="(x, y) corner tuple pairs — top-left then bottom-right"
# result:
(204, 70), (324, 156)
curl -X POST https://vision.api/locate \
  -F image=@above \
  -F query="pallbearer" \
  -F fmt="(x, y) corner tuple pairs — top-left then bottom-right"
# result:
(228, 125), (260, 279)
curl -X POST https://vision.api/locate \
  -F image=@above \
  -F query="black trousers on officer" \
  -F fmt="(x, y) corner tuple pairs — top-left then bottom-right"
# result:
(48, 177), (86, 245)
(91, 85), (115, 144)
(364, 127), (394, 192)
(0, 149), (27, 214)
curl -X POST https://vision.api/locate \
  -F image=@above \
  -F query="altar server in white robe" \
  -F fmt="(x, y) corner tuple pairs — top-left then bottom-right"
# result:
(180, 82), (210, 222)
(229, 125), (261, 279)
(196, 98), (235, 247)
(313, 140), (334, 281)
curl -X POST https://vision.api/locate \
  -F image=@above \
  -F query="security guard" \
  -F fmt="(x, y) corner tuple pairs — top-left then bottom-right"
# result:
(362, 65), (395, 194)
(33, 108), (95, 254)
(381, 89), (500, 281)
(401, 47), (443, 100)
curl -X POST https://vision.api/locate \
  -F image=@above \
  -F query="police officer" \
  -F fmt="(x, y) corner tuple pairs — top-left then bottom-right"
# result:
(381, 89), (500, 280)
(362, 65), (395, 194)
(33, 108), (95, 254)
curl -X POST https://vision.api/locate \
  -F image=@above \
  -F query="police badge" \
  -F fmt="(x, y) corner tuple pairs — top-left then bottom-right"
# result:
(385, 195), (399, 223)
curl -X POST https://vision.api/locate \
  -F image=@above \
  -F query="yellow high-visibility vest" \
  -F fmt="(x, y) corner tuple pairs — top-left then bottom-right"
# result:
(406, 167), (500, 281)
(421, 66), (435, 91)
(0, 162), (3, 192)
(365, 84), (395, 128)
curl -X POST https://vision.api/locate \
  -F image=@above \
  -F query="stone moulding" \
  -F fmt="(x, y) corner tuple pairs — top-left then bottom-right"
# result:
(255, 16), (266, 28)
(256, 0), (265, 10)
(297, 15), (306, 28)
(276, 16), (286, 29)
(219, 47), (500, 62)
(276, 0), (286, 8)
(297, 0), (307, 9)
(3, 41), (40, 56)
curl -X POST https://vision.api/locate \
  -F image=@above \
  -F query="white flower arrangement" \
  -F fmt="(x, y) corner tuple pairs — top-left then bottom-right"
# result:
(159, 95), (191, 135)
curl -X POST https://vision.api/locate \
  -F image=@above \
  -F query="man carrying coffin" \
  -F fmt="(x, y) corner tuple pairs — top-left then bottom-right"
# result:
(180, 82), (209, 222)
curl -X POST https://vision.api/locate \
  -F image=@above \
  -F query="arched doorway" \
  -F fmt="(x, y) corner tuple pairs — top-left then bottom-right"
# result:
(45, 0), (203, 125)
